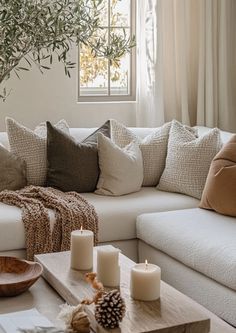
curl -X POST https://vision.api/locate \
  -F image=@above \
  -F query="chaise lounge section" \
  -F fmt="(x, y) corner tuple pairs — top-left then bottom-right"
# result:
(137, 208), (236, 326)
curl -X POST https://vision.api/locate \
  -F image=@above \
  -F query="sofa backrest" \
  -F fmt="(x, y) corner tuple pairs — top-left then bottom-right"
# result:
(70, 126), (234, 144)
(196, 126), (233, 144)
(0, 125), (233, 150)
(70, 127), (154, 142)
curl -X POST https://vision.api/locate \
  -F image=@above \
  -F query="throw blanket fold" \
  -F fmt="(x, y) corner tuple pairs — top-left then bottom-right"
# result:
(0, 186), (98, 260)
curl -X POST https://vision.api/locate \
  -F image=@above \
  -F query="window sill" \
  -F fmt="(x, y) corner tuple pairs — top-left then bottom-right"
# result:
(76, 100), (137, 105)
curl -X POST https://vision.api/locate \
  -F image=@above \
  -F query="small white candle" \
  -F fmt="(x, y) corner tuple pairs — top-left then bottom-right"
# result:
(70, 227), (94, 270)
(130, 260), (161, 301)
(97, 247), (120, 287)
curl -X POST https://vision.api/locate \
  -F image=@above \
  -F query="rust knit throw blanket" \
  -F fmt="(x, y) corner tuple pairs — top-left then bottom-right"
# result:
(0, 186), (98, 260)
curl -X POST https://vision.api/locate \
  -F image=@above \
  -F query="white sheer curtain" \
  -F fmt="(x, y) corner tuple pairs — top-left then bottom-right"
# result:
(136, 0), (236, 131)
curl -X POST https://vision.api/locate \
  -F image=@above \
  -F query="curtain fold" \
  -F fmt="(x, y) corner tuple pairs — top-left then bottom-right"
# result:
(136, 0), (236, 131)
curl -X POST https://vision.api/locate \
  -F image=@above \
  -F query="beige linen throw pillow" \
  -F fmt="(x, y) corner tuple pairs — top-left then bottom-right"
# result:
(6, 118), (69, 186)
(157, 120), (222, 199)
(96, 133), (143, 196)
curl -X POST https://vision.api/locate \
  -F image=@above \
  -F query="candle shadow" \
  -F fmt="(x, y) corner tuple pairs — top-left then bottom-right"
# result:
(67, 267), (94, 286)
(128, 296), (162, 321)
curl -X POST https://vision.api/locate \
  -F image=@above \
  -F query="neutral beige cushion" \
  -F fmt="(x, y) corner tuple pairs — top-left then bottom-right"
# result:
(111, 119), (171, 186)
(6, 118), (69, 186)
(158, 120), (222, 199)
(137, 208), (236, 291)
(200, 134), (236, 216)
(0, 188), (199, 252)
(96, 133), (143, 196)
(111, 119), (198, 186)
(34, 119), (69, 137)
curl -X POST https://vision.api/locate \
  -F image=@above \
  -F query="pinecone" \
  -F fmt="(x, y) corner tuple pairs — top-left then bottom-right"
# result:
(95, 289), (126, 329)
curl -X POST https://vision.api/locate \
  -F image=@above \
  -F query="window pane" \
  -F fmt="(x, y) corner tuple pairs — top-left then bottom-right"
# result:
(110, 53), (130, 95)
(98, 0), (108, 27)
(78, 0), (135, 100)
(110, 28), (131, 95)
(80, 43), (108, 96)
(111, 0), (131, 27)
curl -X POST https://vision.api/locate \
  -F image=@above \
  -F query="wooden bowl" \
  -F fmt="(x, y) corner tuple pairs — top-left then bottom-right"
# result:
(0, 256), (43, 297)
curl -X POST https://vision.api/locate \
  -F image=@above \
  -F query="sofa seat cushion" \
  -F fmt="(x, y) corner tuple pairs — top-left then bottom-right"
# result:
(0, 203), (56, 252)
(137, 208), (236, 290)
(82, 188), (198, 243)
(0, 188), (199, 252)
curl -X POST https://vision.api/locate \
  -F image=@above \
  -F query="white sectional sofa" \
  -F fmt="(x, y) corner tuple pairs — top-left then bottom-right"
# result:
(0, 126), (200, 260)
(137, 208), (236, 326)
(0, 125), (235, 326)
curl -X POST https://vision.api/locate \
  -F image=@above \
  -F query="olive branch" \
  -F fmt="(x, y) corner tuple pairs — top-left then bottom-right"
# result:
(0, 0), (135, 100)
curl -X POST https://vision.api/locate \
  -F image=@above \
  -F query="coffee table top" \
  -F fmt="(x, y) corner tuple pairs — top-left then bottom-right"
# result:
(0, 278), (63, 331)
(35, 245), (214, 333)
(0, 279), (234, 333)
(0, 247), (234, 333)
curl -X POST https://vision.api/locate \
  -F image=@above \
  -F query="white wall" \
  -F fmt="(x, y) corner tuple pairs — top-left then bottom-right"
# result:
(0, 47), (136, 131)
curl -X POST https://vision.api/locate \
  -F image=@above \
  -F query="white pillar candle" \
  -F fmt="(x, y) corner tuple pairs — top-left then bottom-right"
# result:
(130, 260), (161, 301)
(70, 228), (94, 270)
(97, 247), (120, 287)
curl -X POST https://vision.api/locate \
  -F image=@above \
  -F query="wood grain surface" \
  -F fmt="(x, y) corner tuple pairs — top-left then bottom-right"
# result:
(35, 246), (213, 333)
(0, 256), (42, 297)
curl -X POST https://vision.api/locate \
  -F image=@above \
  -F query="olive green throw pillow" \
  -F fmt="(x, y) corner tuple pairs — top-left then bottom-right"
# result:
(0, 145), (27, 191)
(46, 121), (110, 192)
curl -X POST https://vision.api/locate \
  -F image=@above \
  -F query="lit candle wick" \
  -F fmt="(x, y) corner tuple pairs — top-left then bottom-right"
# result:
(80, 225), (83, 234)
(145, 259), (148, 270)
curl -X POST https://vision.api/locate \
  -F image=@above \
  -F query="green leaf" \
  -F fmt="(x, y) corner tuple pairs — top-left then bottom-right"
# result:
(17, 67), (30, 71)
(40, 65), (51, 70)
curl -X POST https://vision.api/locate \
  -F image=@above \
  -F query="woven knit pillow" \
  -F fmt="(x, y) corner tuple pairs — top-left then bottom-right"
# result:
(34, 119), (69, 137)
(200, 134), (236, 216)
(157, 120), (222, 199)
(111, 119), (197, 186)
(96, 133), (143, 196)
(6, 118), (69, 186)
(111, 119), (171, 186)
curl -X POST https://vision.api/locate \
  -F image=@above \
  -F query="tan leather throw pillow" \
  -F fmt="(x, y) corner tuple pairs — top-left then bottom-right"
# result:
(200, 134), (236, 216)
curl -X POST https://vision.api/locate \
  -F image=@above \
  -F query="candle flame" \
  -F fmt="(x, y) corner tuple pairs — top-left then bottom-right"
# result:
(80, 225), (83, 233)
(145, 259), (148, 270)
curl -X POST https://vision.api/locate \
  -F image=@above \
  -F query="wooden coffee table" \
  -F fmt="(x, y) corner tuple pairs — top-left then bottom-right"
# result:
(35, 246), (236, 333)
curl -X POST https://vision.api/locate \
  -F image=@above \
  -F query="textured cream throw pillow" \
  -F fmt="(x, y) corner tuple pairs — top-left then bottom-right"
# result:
(111, 119), (172, 186)
(6, 118), (69, 186)
(157, 121), (222, 199)
(96, 133), (143, 196)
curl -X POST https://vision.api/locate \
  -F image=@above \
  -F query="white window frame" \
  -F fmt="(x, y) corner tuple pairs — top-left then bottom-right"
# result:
(77, 0), (136, 102)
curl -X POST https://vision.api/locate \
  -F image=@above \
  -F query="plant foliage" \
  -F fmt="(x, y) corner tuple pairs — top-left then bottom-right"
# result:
(0, 0), (135, 99)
